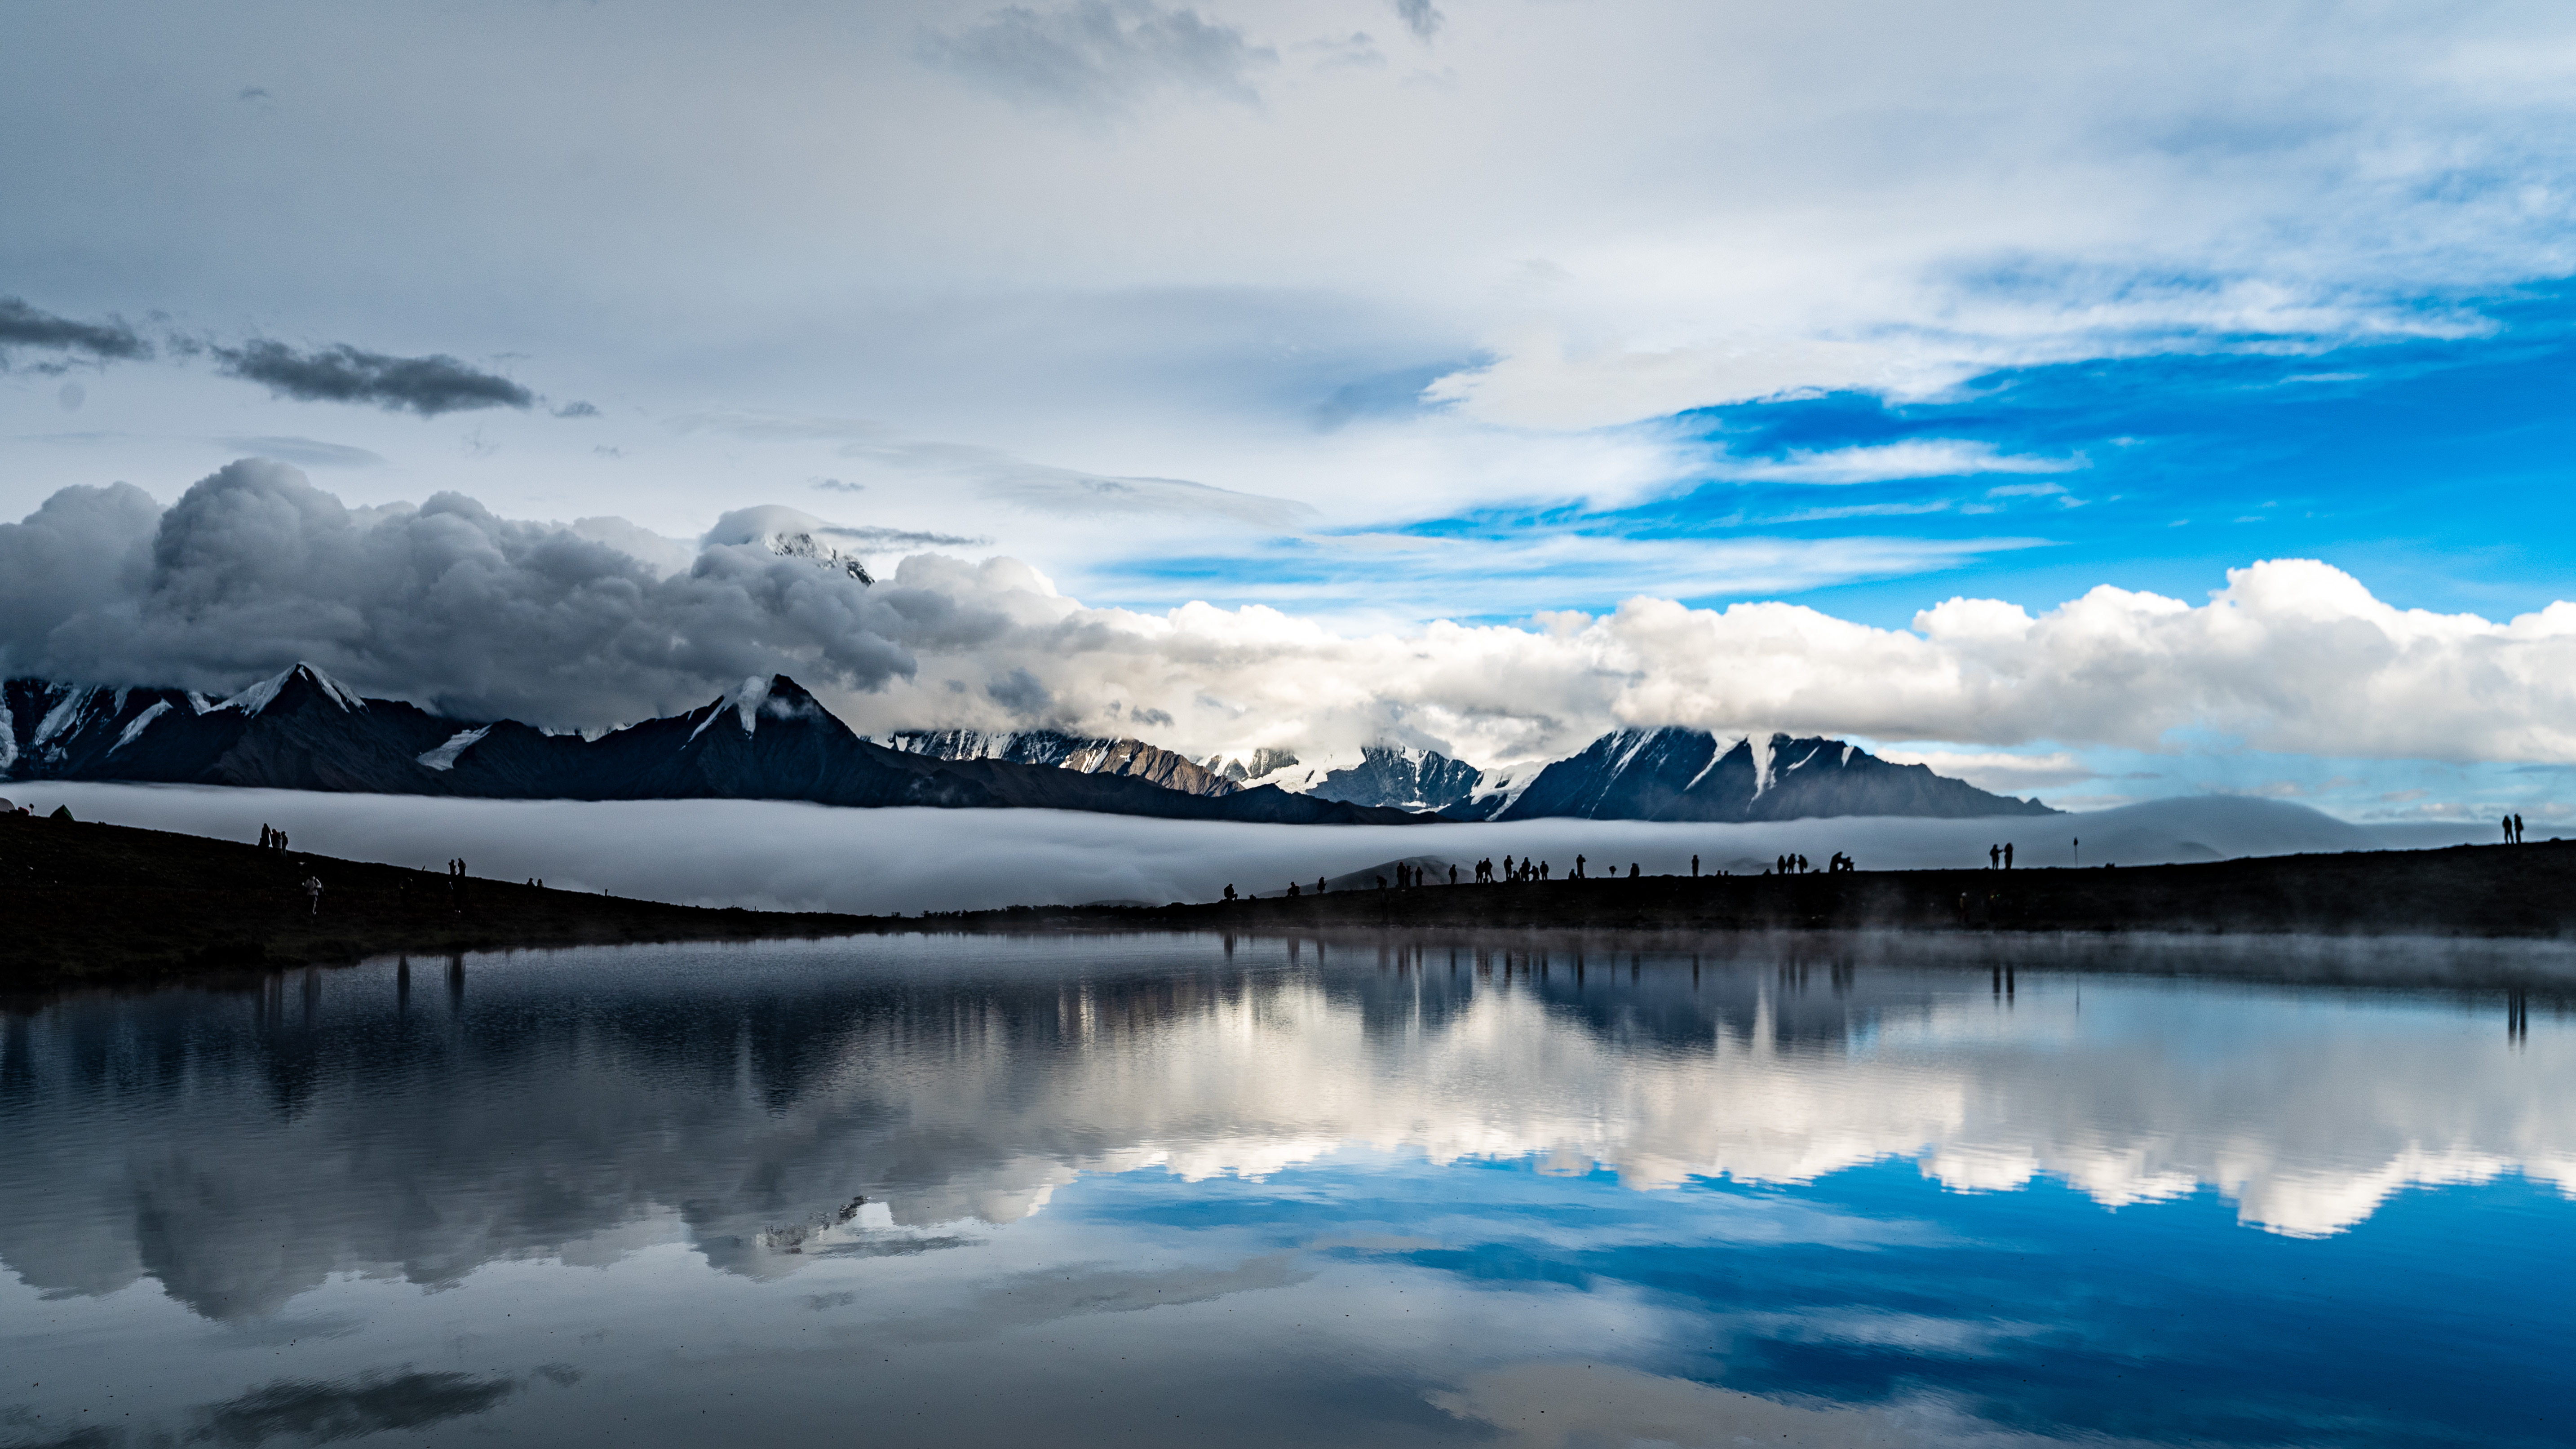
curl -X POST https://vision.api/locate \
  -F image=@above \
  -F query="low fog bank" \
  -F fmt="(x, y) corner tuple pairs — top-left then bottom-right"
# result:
(19, 785), (2495, 915)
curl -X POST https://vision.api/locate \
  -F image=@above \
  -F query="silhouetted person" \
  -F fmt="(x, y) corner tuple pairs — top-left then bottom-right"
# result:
(1989, 843), (2001, 869)
(1448, 864), (1458, 885)
(1691, 854), (1700, 877)
(1628, 862), (1639, 878)
(1288, 881), (1300, 897)
(1316, 877), (1326, 895)
(1540, 860), (1550, 880)
(1223, 884), (1237, 902)
(1503, 854), (1515, 882)
(2004, 842), (2014, 870)
(2505, 814), (2514, 843)
(302, 876), (323, 915)
(1575, 853), (1586, 879)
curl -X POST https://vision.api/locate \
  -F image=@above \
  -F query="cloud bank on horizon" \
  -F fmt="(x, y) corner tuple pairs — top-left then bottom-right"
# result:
(5, 463), (2572, 805)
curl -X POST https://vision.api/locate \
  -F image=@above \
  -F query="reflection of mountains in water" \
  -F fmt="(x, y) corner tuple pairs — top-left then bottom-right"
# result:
(2, 934), (2569, 1322)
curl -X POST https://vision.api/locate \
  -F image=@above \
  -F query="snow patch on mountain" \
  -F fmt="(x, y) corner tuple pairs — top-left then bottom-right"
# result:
(32, 687), (98, 754)
(111, 701), (171, 753)
(416, 726), (491, 771)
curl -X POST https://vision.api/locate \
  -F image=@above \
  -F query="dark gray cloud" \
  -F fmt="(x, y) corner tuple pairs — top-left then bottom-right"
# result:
(0, 296), (152, 371)
(210, 339), (534, 416)
(214, 435), (386, 469)
(987, 665), (1053, 715)
(921, 0), (1276, 115)
(191, 1371), (521, 1445)
(1392, 0), (1443, 41)
(0, 461), (951, 725)
(552, 399), (600, 418)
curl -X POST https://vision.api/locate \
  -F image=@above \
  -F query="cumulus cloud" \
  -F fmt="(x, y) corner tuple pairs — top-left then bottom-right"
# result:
(5, 472), (2575, 768)
(920, 0), (1277, 115)
(1390, 0), (1442, 43)
(210, 339), (534, 416)
(0, 462), (921, 723)
(0, 295), (152, 371)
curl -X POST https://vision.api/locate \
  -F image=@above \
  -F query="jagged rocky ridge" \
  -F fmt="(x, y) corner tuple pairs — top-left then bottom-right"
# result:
(0, 666), (1427, 825)
(882, 729), (1238, 798)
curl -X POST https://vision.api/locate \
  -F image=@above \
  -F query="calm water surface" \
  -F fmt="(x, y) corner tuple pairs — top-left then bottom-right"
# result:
(3, 933), (2572, 1447)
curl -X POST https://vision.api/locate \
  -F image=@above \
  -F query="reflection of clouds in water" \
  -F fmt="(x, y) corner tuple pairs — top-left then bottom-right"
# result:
(0, 935), (2570, 1324)
(190, 1369), (532, 1446)
(1431, 1362), (2102, 1449)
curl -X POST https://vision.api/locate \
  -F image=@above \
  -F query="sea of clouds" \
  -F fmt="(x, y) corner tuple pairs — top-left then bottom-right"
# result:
(7, 461), (2576, 779)
(13, 783), (2489, 914)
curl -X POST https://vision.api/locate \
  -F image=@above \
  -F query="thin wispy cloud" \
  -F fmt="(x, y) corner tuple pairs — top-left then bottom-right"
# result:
(213, 435), (386, 469)
(1708, 440), (2085, 485)
(847, 439), (1317, 529)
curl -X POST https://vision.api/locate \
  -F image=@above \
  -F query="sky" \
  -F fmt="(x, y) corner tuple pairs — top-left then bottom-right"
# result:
(5, 0), (2576, 824)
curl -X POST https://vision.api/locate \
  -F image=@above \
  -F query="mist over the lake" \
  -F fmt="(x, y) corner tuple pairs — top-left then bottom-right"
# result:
(19, 782), (2490, 914)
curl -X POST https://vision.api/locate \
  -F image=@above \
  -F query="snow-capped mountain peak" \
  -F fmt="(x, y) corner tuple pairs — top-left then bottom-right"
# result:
(217, 663), (367, 716)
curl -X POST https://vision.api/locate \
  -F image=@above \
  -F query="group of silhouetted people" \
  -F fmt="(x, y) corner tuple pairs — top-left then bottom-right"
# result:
(2505, 813), (2528, 844)
(1988, 842), (2016, 869)
(258, 824), (290, 852)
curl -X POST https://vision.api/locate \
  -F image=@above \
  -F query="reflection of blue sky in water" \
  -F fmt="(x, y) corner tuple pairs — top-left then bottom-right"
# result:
(2, 935), (2572, 1446)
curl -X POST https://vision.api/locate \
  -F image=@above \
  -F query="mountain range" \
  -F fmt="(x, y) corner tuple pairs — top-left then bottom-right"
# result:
(1443, 727), (2054, 822)
(0, 666), (1424, 825)
(3, 665), (2052, 824)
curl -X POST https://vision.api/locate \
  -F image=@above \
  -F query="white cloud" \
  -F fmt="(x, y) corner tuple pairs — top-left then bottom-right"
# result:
(9, 472), (2576, 770)
(1707, 440), (2085, 486)
(11, 0), (2576, 551)
(1873, 749), (2100, 793)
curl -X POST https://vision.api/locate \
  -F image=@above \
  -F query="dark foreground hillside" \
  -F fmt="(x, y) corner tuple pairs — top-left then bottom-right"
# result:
(0, 811), (878, 990)
(933, 841), (2576, 939)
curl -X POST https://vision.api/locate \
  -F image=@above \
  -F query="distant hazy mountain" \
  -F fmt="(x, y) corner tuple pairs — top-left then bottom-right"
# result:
(1452, 727), (2055, 822)
(883, 728), (1238, 798)
(0, 665), (1426, 825)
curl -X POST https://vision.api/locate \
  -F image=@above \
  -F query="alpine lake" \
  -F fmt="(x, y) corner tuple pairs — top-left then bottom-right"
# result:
(4, 930), (2572, 1448)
